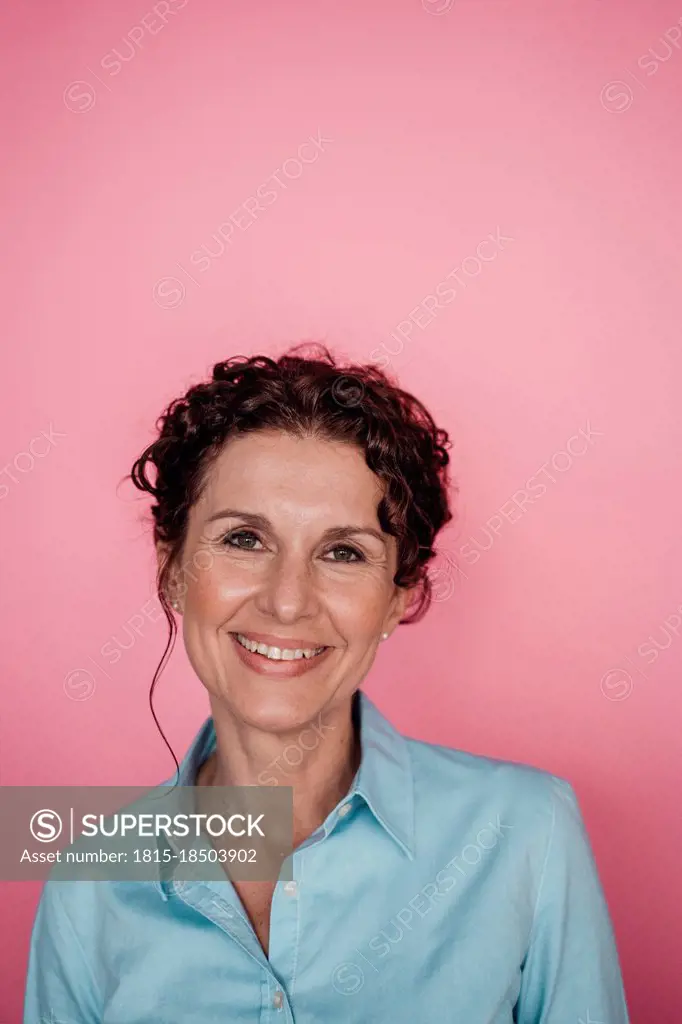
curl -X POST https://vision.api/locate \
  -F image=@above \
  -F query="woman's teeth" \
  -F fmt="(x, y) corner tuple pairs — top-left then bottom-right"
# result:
(235, 633), (326, 661)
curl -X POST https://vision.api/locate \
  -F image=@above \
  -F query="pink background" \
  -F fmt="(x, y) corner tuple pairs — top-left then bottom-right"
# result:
(2, 0), (681, 1019)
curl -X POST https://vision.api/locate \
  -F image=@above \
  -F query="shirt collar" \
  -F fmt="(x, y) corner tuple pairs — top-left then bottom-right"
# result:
(349, 691), (415, 859)
(154, 690), (414, 897)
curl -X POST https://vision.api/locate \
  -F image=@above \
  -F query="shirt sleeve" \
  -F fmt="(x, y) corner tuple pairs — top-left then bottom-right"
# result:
(515, 776), (630, 1024)
(23, 880), (102, 1023)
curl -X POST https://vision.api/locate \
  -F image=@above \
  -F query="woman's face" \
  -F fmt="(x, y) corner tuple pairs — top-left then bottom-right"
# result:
(160, 430), (414, 733)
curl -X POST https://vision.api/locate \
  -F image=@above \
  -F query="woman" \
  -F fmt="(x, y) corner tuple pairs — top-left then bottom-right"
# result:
(24, 344), (630, 1022)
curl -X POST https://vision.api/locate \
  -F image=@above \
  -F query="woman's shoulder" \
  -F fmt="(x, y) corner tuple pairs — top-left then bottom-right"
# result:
(37, 782), (180, 918)
(403, 732), (579, 835)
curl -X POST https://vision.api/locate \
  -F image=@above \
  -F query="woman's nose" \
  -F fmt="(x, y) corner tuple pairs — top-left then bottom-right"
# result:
(254, 551), (319, 620)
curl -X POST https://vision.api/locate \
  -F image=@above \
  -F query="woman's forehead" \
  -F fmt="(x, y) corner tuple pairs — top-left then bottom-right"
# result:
(192, 432), (385, 525)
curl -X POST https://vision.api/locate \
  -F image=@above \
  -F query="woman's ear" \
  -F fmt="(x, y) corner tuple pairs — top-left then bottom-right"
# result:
(384, 582), (419, 636)
(155, 541), (181, 609)
(155, 540), (170, 583)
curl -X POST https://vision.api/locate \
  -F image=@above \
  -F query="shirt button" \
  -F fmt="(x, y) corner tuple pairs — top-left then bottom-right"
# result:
(337, 802), (352, 818)
(283, 880), (298, 896)
(273, 990), (284, 1009)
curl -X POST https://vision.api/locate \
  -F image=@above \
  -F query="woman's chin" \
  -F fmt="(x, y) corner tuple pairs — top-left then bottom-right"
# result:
(223, 689), (328, 736)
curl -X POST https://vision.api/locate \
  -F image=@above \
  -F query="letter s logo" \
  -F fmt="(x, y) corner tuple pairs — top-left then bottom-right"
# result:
(30, 810), (63, 842)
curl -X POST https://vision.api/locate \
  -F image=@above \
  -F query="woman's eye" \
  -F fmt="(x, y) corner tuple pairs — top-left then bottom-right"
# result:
(325, 544), (364, 563)
(223, 530), (262, 551)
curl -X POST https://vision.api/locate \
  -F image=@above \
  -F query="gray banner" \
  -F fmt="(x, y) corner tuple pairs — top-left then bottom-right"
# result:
(0, 784), (293, 882)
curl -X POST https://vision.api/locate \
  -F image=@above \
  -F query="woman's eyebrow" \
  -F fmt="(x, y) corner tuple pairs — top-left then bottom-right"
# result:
(205, 509), (268, 528)
(204, 508), (387, 545)
(323, 525), (387, 546)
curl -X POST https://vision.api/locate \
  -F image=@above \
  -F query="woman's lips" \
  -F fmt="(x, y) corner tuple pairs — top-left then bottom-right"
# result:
(228, 632), (333, 678)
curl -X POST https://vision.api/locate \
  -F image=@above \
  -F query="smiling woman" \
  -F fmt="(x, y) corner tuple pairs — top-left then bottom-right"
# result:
(133, 344), (452, 753)
(23, 343), (630, 1023)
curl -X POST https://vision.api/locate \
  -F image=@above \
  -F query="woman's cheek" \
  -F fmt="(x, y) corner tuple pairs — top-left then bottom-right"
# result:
(327, 582), (388, 634)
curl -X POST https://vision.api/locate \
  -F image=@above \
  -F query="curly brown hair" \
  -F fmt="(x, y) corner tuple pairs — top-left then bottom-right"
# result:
(127, 342), (455, 771)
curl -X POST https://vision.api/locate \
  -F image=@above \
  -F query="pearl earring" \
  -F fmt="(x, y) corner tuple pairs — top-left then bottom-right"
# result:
(381, 632), (389, 641)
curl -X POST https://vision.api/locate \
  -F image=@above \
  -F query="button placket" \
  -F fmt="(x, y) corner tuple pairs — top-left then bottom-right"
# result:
(264, 853), (304, 1017)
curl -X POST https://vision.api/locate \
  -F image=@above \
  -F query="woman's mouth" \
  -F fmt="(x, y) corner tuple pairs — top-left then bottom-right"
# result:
(228, 632), (333, 677)
(235, 633), (326, 660)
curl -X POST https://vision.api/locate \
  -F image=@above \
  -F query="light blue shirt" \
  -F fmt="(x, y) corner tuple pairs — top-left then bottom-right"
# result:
(24, 691), (630, 1022)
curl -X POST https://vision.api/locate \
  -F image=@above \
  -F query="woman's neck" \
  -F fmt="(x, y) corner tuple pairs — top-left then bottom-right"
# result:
(196, 695), (362, 848)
